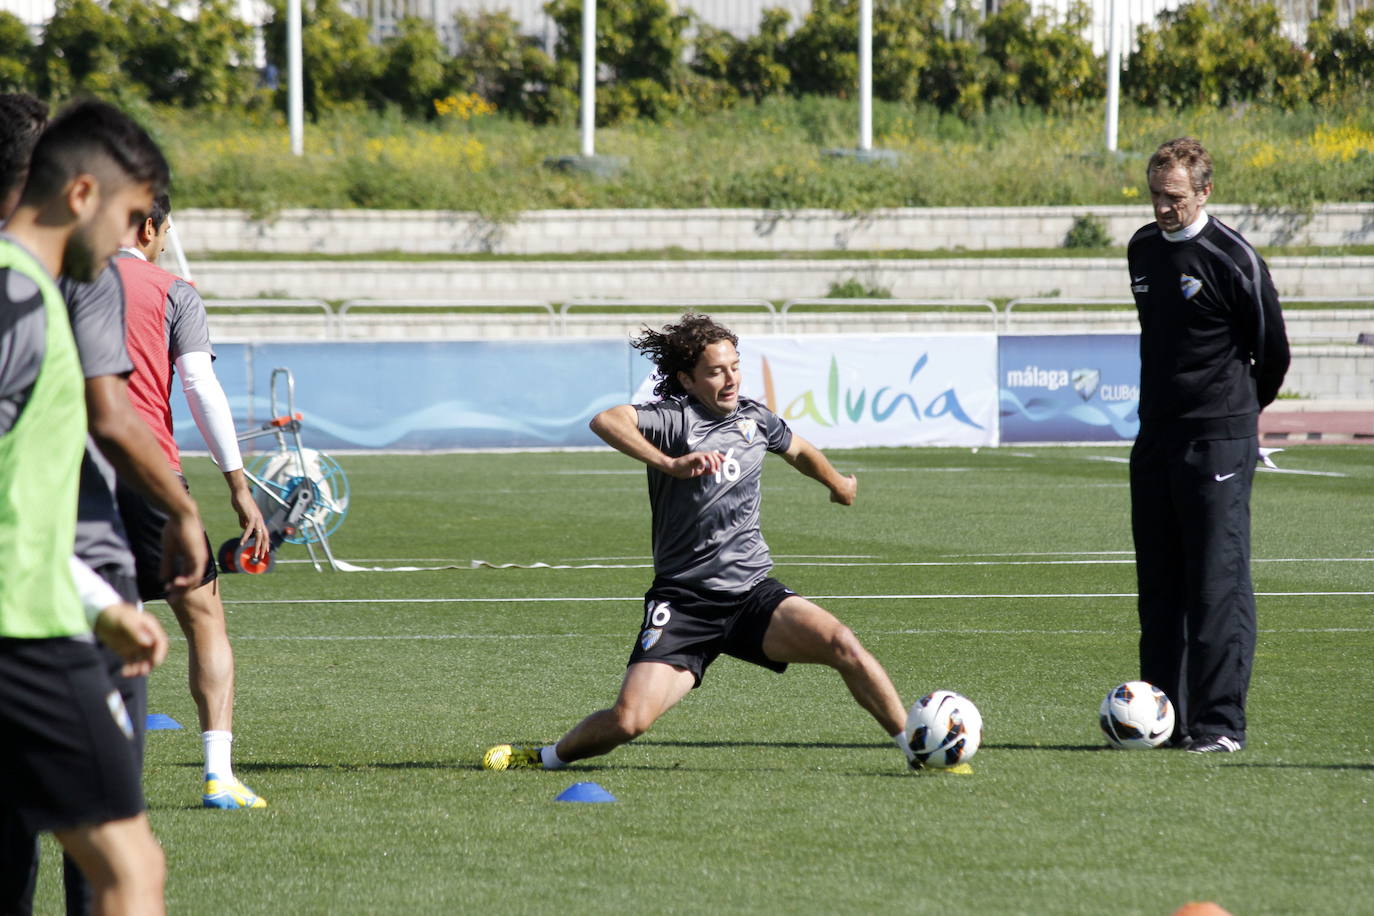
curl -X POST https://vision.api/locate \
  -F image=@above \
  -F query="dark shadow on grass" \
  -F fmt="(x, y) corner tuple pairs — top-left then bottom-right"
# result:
(181, 759), (734, 774)
(1221, 762), (1374, 772)
(635, 739), (879, 750)
(984, 742), (1111, 752)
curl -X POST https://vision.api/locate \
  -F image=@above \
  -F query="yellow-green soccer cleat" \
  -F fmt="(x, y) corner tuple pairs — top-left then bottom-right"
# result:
(202, 774), (267, 809)
(482, 744), (542, 771)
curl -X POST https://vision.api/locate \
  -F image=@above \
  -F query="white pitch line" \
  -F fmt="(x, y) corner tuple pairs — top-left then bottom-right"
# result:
(221, 625), (1374, 641)
(310, 556), (1371, 571)
(569, 554), (879, 561)
(943, 550), (1134, 558)
(223, 590), (1374, 606)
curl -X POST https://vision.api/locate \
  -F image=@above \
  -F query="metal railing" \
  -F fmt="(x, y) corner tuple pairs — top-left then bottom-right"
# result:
(558, 298), (776, 334)
(1003, 297), (1135, 332)
(779, 298), (999, 333)
(1004, 296), (1374, 338)
(202, 298), (336, 335)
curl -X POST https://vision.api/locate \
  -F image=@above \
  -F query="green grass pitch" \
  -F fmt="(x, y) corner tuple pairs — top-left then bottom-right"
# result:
(34, 445), (1373, 914)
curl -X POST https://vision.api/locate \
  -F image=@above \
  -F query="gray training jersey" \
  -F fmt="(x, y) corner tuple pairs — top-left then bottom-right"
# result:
(59, 264), (138, 578)
(635, 395), (793, 594)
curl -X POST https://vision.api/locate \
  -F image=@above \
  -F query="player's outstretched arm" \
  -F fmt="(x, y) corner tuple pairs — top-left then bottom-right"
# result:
(590, 404), (723, 479)
(782, 435), (857, 506)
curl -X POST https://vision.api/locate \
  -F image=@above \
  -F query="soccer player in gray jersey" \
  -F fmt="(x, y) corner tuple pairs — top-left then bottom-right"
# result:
(484, 313), (919, 772)
(0, 93), (203, 915)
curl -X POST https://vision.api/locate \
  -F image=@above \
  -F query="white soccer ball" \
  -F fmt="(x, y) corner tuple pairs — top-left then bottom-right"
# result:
(1099, 681), (1175, 749)
(906, 690), (983, 768)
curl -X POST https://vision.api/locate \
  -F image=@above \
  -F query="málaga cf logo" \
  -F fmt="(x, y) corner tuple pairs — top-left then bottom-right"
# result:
(1180, 274), (1203, 300)
(735, 417), (757, 442)
(1071, 368), (1100, 401)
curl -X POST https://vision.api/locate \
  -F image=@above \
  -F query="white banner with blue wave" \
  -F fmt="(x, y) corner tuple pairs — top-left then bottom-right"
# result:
(170, 335), (1140, 452)
(629, 335), (1000, 448)
(172, 340), (642, 451)
(999, 334), (1141, 442)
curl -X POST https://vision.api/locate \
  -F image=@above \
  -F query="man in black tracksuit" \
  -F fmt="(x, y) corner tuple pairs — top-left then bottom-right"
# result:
(1126, 137), (1290, 753)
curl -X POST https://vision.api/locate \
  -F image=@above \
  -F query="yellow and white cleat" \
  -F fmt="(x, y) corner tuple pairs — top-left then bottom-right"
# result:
(202, 774), (267, 809)
(482, 744), (542, 771)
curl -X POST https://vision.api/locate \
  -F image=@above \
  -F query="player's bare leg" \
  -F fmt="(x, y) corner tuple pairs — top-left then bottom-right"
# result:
(762, 596), (907, 736)
(484, 661), (696, 770)
(554, 661), (697, 763)
(169, 579), (265, 807)
(169, 579), (234, 733)
(55, 814), (165, 916)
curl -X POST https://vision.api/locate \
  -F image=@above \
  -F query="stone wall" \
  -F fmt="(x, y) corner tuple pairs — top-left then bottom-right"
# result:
(176, 204), (1374, 257)
(191, 255), (1374, 302)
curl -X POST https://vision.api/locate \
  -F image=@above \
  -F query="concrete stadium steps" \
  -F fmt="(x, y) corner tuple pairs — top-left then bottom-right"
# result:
(202, 307), (1374, 343)
(193, 255), (1374, 303)
(179, 204), (1374, 256)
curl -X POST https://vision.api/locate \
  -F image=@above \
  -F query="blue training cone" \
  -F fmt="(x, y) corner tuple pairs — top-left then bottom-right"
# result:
(554, 781), (616, 803)
(145, 713), (183, 730)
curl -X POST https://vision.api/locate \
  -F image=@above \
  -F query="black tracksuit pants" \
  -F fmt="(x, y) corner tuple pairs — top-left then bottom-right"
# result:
(1129, 427), (1258, 743)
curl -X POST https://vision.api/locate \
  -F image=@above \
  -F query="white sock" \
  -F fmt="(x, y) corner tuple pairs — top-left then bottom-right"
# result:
(892, 730), (915, 763)
(540, 745), (566, 770)
(203, 730), (233, 781)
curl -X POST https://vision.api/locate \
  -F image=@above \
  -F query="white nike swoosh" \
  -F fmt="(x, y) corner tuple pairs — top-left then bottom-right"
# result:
(1133, 275), (1147, 283)
(685, 433), (709, 448)
(1214, 472), (1237, 482)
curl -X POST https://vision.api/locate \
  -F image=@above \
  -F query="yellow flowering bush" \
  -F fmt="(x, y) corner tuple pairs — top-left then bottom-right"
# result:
(434, 93), (497, 121)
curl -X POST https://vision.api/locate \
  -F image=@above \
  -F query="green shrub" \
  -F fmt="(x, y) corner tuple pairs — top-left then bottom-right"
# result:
(779, 0), (857, 98)
(546, 0), (693, 123)
(0, 12), (34, 91)
(377, 16), (453, 117)
(34, 0), (128, 100)
(1307, 6), (1374, 103)
(116, 0), (257, 109)
(1063, 214), (1112, 248)
(452, 10), (559, 121)
(1125, 0), (1312, 108)
(980, 0), (1102, 110)
(827, 277), (893, 298)
(262, 0), (380, 116)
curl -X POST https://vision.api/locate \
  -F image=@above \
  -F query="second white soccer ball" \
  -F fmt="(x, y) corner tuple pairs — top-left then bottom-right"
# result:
(1099, 680), (1176, 749)
(906, 690), (983, 768)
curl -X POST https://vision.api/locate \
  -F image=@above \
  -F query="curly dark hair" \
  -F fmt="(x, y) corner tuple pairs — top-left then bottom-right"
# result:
(0, 93), (49, 202)
(631, 312), (739, 399)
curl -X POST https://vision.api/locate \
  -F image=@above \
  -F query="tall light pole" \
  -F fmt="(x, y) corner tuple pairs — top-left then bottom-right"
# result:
(287, 0), (304, 156)
(546, 0), (624, 176)
(859, 0), (873, 152)
(1105, 0), (1120, 152)
(580, 0), (596, 157)
(823, 0), (896, 164)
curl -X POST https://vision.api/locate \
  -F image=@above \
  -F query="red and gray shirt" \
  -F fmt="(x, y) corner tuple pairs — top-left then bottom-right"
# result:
(114, 251), (213, 472)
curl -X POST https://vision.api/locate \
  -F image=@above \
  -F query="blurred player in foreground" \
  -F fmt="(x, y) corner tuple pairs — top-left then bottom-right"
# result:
(0, 91), (211, 914)
(116, 194), (270, 808)
(0, 98), (172, 915)
(485, 312), (918, 772)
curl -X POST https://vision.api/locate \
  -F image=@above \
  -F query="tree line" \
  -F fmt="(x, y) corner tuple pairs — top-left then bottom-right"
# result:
(1, 0), (1370, 121)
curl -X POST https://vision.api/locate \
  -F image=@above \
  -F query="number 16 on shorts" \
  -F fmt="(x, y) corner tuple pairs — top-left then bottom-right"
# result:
(640, 601), (672, 651)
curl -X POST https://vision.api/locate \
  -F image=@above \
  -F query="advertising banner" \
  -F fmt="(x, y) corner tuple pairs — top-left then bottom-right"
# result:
(631, 334), (999, 448)
(173, 340), (633, 451)
(168, 334), (1140, 452)
(998, 334), (1141, 442)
